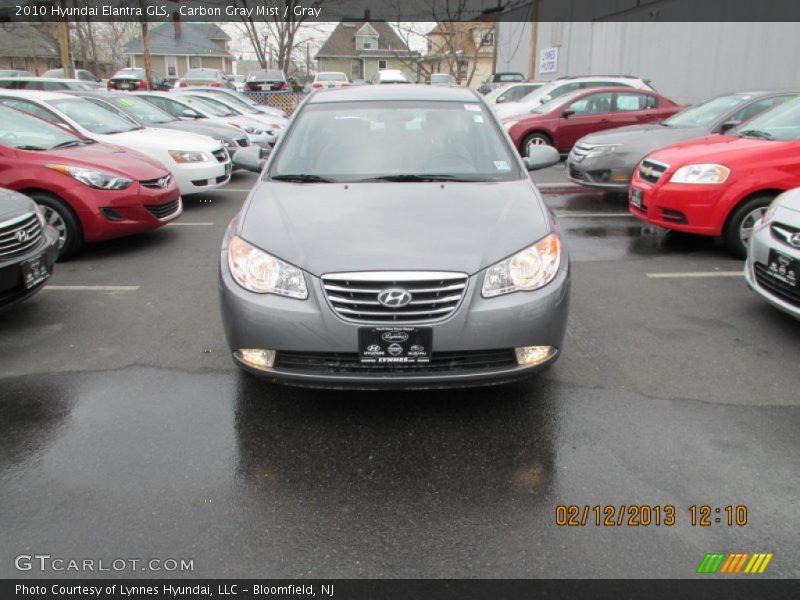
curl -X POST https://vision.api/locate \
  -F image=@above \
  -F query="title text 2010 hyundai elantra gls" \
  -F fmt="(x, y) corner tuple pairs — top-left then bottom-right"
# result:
(219, 86), (570, 388)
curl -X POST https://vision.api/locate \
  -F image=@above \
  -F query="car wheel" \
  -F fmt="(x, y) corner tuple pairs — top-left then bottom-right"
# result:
(29, 192), (82, 260)
(722, 194), (772, 259)
(522, 132), (552, 157)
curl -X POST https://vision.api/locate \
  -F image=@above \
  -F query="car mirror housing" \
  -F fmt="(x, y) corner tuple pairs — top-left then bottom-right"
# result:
(524, 145), (560, 171)
(233, 145), (269, 173)
(181, 109), (200, 119)
(719, 120), (740, 132)
(561, 108), (575, 118)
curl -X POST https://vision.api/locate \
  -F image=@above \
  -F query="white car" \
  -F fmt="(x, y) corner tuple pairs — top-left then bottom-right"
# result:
(494, 75), (655, 119)
(183, 92), (288, 134)
(0, 90), (231, 195)
(135, 92), (277, 149)
(484, 82), (545, 106)
(308, 72), (350, 91)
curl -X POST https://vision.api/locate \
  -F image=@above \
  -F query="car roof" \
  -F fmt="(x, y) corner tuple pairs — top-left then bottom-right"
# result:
(307, 84), (479, 104)
(0, 77), (85, 84)
(0, 89), (74, 100)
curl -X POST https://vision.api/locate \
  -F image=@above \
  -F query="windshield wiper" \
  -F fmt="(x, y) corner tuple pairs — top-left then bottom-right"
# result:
(50, 140), (83, 149)
(356, 174), (489, 183)
(16, 145), (46, 151)
(271, 174), (334, 183)
(737, 129), (773, 139)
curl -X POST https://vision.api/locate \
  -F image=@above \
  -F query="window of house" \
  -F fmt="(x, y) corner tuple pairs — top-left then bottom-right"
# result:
(379, 60), (387, 69)
(459, 61), (468, 78)
(363, 41), (372, 49)
(10, 57), (26, 70)
(482, 31), (495, 46)
(189, 56), (202, 69)
(351, 60), (361, 79)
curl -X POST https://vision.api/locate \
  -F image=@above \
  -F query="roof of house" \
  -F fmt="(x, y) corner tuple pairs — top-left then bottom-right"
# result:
(0, 25), (59, 59)
(123, 22), (232, 57)
(316, 21), (418, 59)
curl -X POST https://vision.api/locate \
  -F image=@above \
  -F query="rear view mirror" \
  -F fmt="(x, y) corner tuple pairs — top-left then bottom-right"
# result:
(561, 108), (575, 118)
(524, 145), (560, 171)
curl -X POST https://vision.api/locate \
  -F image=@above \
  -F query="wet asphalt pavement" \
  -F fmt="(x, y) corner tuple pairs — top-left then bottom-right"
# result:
(1, 165), (798, 578)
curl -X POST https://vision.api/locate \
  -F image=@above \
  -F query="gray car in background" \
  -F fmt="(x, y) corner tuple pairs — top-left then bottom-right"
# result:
(68, 91), (251, 159)
(567, 90), (799, 191)
(746, 188), (800, 319)
(219, 85), (569, 388)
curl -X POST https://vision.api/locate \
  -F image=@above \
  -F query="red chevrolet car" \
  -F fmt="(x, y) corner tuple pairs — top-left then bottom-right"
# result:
(629, 97), (800, 257)
(502, 86), (682, 156)
(0, 105), (182, 259)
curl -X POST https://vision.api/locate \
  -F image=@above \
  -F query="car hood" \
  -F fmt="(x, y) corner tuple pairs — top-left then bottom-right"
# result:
(42, 142), (170, 179)
(239, 180), (551, 276)
(579, 124), (707, 152)
(152, 120), (242, 141)
(93, 127), (222, 152)
(646, 134), (792, 167)
(776, 190), (800, 213)
(0, 188), (35, 222)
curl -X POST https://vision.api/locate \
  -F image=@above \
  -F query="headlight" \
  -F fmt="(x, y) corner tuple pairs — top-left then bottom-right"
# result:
(228, 235), (307, 299)
(243, 126), (264, 135)
(585, 144), (618, 158)
(670, 163), (730, 184)
(45, 164), (132, 190)
(268, 122), (283, 130)
(169, 150), (209, 163)
(762, 195), (782, 223)
(503, 120), (518, 130)
(482, 233), (561, 298)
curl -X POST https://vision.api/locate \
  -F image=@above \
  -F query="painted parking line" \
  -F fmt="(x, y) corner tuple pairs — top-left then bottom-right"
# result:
(43, 285), (140, 291)
(168, 222), (215, 226)
(646, 271), (743, 279)
(207, 188), (253, 193)
(537, 182), (581, 189)
(555, 212), (633, 218)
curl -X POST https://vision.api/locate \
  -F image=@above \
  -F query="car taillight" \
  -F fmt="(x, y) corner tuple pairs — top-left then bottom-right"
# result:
(179, 81), (188, 88)
(107, 80), (114, 89)
(211, 82), (221, 87)
(342, 83), (350, 87)
(311, 82), (323, 89)
(280, 82), (288, 90)
(136, 80), (146, 89)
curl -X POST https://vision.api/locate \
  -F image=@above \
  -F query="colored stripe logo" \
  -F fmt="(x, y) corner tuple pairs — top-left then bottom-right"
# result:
(697, 552), (773, 574)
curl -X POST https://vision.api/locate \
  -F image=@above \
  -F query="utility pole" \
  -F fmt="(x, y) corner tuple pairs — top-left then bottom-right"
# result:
(529, 0), (540, 79)
(57, 0), (74, 78)
(491, 0), (501, 74)
(306, 42), (310, 83)
(138, 0), (153, 90)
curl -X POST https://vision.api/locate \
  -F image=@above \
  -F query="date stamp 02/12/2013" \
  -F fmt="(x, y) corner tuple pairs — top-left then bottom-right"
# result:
(554, 504), (749, 527)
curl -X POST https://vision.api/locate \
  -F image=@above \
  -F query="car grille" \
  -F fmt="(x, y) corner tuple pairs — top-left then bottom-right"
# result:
(145, 198), (180, 219)
(754, 263), (800, 307)
(770, 222), (800, 249)
(274, 349), (517, 374)
(0, 212), (42, 258)
(212, 148), (228, 163)
(321, 271), (468, 323)
(568, 164), (586, 181)
(236, 137), (249, 147)
(638, 159), (669, 184)
(141, 175), (172, 189)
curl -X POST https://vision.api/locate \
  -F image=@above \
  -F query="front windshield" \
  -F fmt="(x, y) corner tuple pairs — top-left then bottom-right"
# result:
(46, 98), (139, 134)
(532, 90), (583, 114)
(732, 97), (800, 140)
(186, 69), (220, 80)
(0, 105), (83, 150)
(205, 92), (259, 114)
(663, 95), (748, 128)
(518, 83), (556, 104)
(177, 95), (236, 117)
(270, 100), (522, 183)
(109, 95), (175, 124)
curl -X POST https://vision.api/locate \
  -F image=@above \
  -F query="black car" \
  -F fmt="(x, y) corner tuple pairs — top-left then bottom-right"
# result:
(245, 69), (288, 92)
(107, 68), (171, 91)
(0, 188), (59, 312)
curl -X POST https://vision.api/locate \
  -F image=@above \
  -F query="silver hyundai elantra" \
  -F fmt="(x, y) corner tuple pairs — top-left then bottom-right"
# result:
(219, 85), (570, 388)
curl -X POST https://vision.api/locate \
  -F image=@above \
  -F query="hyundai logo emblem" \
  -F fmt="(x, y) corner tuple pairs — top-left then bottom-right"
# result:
(791, 232), (800, 248)
(15, 229), (28, 243)
(377, 288), (413, 308)
(158, 176), (170, 188)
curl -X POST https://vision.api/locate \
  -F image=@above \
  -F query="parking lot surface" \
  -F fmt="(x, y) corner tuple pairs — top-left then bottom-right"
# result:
(1, 166), (798, 578)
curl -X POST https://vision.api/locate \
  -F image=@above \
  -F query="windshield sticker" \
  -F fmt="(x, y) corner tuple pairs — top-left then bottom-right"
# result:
(494, 160), (511, 171)
(464, 103), (481, 111)
(115, 98), (134, 107)
(473, 115), (484, 123)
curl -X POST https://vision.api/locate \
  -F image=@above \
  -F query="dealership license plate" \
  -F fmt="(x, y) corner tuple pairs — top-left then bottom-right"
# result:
(120, 82), (132, 90)
(631, 188), (644, 209)
(225, 162), (232, 176)
(21, 254), (50, 289)
(359, 327), (432, 365)
(766, 249), (798, 287)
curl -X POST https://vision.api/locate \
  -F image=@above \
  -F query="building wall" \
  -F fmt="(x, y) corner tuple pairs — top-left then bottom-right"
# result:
(0, 56), (58, 74)
(362, 58), (417, 82)
(317, 57), (356, 79)
(130, 54), (227, 78)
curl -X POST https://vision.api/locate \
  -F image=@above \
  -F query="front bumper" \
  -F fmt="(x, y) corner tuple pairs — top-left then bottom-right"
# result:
(0, 225), (59, 312)
(566, 154), (634, 191)
(220, 264), (570, 389)
(629, 176), (727, 235)
(172, 158), (232, 195)
(745, 216), (800, 319)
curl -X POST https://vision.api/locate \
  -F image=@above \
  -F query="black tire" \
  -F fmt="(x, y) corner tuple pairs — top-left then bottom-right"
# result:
(28, 191), (82, 260)
(521, 132), (552, 156)
(722, 194), (773, 259)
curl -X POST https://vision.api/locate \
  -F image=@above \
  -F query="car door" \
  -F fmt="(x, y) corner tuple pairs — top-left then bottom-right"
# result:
(612, 91), (660, 127)
(555, 91), (615, 151)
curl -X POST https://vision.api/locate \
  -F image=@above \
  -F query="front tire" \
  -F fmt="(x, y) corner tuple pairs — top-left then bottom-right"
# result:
(723, 194), (773, 259)
(521, 132), (552, 157)
(28, 192), (82, 260)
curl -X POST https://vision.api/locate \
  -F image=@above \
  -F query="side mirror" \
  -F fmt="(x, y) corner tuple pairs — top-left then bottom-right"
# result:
(561, 108), (575, 118)
(524, 145), (560, 171)
(181, 109), (200, 119)
(719, 120), (740, 132)
(539, 95), (551, 104)
(496, 96), (506, 104)
(233, 145), (269, 173)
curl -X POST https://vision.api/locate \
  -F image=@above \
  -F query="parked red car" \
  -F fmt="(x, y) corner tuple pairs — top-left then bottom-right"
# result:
(629, 97), (800, 257)
(0, 105), (182, 258)
(503, 86), (682, 156)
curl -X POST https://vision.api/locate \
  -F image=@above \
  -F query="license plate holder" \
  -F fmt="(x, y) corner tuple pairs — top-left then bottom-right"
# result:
(21, 254), (50, 289)
(631, 187), (644, 209)
(225, 162), (232, 176)
(359, 327), (432, 364)
(766, 249), (798, 287)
